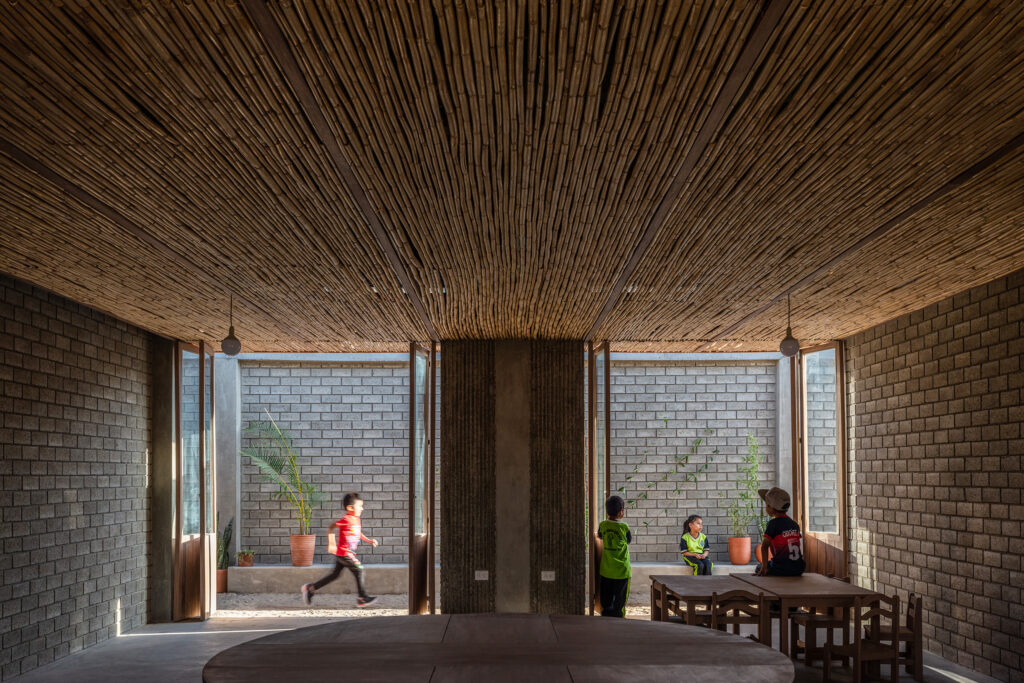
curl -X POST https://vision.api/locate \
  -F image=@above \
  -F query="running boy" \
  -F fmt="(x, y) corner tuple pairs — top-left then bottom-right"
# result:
(597, 495), (632, 617)
(302, 492), (379, 607)
(756, 487), (805, 576)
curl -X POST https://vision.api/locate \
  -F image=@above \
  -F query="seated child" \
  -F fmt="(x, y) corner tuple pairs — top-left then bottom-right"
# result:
(756, 487), (805, 576)
(679, 514), (712, 575)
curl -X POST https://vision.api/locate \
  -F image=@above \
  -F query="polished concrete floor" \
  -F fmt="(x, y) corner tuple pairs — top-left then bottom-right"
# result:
(9, 612), (998, 683)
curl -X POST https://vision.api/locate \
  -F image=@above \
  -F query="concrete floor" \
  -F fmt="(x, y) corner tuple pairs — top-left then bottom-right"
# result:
(9, 611), (998, 683)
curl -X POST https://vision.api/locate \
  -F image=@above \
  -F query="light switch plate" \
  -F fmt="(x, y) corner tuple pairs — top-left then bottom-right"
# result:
(474, 570), (489, 581)
(541, 571), (555, 581)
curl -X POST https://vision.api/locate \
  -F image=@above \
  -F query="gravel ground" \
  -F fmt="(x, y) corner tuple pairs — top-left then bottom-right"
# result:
(214, 592), (652, 619)
(214, 592), (408, 619)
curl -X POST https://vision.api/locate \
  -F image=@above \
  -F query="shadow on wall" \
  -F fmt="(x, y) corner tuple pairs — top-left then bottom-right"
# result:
(846, 376), (878, 588)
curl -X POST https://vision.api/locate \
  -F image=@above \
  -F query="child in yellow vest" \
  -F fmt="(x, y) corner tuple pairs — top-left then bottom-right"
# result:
(680, 514), (712, 575)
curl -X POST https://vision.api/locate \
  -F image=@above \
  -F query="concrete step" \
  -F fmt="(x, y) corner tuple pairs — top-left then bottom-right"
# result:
(227, 561), (757, 596)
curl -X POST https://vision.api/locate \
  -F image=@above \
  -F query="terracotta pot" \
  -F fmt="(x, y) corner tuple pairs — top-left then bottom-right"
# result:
(727, 536), (752, 565)
(237, 555), (254, 567)
(216, 568), (228, 593)
(290, 534), (316, 567)
(754, 544), (763, 564)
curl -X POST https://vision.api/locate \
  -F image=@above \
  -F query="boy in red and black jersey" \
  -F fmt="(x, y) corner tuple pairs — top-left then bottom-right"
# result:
(756, 487), (805, 577)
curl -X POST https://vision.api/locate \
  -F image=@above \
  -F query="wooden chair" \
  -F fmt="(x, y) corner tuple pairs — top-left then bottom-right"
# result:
(790, 575), (851, 666)
(823, 594), (900, 683)
(649, 580), (685, 623)
(710, 590), (770, 645)
(864, 593), (923, 682)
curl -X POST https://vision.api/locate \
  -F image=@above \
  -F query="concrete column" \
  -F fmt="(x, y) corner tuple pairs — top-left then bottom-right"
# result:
(776, 357), (793, 494)
(494, 342), (531, 612)
(441, 340), (584, 614)
(215, 356), (241, 559)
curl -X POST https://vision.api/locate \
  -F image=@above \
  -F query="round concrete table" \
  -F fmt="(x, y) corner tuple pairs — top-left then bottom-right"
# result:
(204, 613), (794, 682)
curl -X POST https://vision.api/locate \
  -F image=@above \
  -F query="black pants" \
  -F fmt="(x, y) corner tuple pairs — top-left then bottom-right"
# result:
(688, 557), (712, 575)
(312, 555), (368, 598)
(766, 560), (804, 577)
(600, 576), (629, 618)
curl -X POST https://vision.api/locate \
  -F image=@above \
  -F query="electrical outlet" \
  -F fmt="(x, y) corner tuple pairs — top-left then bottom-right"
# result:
(541, 571), (555, 581)
(474, 570), (489, 581)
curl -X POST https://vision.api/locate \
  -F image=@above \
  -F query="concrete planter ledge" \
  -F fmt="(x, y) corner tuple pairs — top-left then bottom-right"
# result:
(228, 563), (422, 595)
(227, 562), (756, 595)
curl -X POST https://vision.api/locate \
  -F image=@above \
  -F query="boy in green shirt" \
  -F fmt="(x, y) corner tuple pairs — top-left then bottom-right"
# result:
(597, 495), (632, 617)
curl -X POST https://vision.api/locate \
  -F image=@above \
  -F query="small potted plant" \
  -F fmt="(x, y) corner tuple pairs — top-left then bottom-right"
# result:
(241, 411), (324, 566)
(236, 549), (255, 567)
(216, 516), (234, 592)
(721, 433), (763, 565)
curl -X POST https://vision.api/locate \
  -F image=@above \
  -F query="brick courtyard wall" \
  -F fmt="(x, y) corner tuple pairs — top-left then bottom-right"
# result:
(609, 360), (777, 563)
(239, 361), (423, 564)
(844, 268), (1024, 682)
(0, 276), (151, 681)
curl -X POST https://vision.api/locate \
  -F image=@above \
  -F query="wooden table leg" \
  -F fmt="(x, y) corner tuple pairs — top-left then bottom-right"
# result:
(779, 599), (790, 656)
(686, 600), (695, 626)
(650, 582), (659, 621)
(659, 586), (669, 622)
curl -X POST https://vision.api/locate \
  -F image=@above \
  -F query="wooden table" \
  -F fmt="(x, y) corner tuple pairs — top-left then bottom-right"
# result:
(650, 574), (776, 625)
(735, 573), (883, 656)
(203, 613), (794, 682)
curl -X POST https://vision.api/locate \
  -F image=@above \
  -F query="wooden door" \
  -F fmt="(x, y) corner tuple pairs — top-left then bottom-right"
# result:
(173, 342), (216, 620)
(796, 342), (848, 577)
(588, 342), (610, 614)
(408, 342), (436, 614)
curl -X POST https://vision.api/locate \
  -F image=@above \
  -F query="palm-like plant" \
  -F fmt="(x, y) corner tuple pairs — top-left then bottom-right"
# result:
(217, 516), (234, 570)
(240, 411), (324, 535)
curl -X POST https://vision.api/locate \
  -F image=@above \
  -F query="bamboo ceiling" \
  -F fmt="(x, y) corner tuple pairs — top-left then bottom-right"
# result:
(1, 1), (1022, 352)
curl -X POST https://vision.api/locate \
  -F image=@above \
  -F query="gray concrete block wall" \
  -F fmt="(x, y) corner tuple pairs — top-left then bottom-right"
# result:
(239, 362), (422, 564)
(845, 268), (1024, 682)
(0, 276), (151, 681)
(609, 361), (777, 563)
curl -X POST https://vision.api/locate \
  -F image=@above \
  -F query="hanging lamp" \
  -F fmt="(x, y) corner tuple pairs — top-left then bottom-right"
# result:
(221, 294), (242, 356)
(779, 293), (800, 357)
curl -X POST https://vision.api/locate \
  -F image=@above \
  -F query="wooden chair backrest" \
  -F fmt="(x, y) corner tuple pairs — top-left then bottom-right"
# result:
(853, 594), (900, 661)
(907, 592), (921, 631)
(710, 590), (769, 643)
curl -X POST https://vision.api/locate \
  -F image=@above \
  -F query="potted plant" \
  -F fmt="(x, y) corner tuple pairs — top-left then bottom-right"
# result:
(216, 516), (233, 592)
(240, 411), (324, 566)
(236, 549), (255, 567)
(722, 433), (763, 565)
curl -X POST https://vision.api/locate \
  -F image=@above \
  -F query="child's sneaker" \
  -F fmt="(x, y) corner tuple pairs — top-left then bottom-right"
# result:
(301, 583), (313, 605)
(356, 596), (378, 608)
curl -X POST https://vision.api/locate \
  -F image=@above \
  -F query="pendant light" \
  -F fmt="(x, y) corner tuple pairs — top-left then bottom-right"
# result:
(221, 294), (242, 357)
(779, 293), (800, 357)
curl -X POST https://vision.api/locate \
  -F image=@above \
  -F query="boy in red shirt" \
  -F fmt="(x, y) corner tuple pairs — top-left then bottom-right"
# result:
(756, 487), (805, 577)
(302, 492), (379, 607)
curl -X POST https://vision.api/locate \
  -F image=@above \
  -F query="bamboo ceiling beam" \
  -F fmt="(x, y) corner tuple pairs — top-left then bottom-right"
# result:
(696, 127), (1024, 349)
(585, 0), (792, 341)
(242, 0), (439, 342)
(0, 137), (307, 342)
